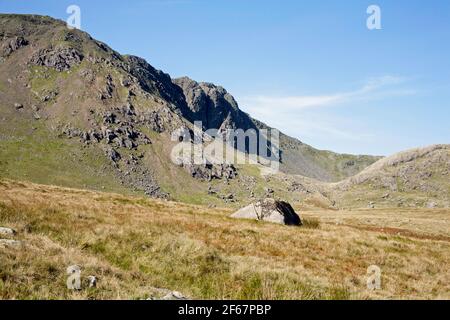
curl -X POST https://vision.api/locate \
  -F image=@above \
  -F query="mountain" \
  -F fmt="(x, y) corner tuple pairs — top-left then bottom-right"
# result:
(0, 13), (387, 203)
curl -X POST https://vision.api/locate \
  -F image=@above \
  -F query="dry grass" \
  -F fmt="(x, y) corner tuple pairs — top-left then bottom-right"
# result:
(0, 179), (449, 300)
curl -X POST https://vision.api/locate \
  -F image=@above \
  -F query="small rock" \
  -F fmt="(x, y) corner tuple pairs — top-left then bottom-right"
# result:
(123, 138), (135, 149)
(14, 103), (23, 110)
(207, 185), (217, 195)
(426, 201), (437, 209)
(80, 131), (90, 143)
(121, 78), (132, 87)
(107, 148), (121, 163)
(224, 193), (234, 200)
(265, 187), (274, 194)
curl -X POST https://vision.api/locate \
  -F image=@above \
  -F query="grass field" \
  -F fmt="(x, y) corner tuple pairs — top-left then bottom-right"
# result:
(0, 179), (449, 300)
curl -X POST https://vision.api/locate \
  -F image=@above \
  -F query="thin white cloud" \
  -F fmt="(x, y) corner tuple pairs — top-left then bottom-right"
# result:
(242, 95), (344, 110)
(360, 75), (407, 92)
(240, 75), (411, 111)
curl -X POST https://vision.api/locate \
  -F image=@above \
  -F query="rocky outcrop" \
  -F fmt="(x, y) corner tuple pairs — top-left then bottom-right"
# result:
(1, 36), (28, 57)
(173, 77), (273, 163)
(231, 199), (302, 226)
(59, 109), (168, 198)
(125, 55), (192, 116)
(184, 163), (237, 181)
(173, 76), (257, 132)
(30, 46), (83, 71)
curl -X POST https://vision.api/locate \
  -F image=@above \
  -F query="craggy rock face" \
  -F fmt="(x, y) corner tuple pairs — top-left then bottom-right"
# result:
(183, 163), (238, 181)
(173, 76), (257, 131)
(29, 46), (84, 71)
(125, 55), (191, 117)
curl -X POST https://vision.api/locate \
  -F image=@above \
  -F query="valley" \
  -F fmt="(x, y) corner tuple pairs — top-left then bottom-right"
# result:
(0, 179), (448, 299)
(0, 13), (449, 301)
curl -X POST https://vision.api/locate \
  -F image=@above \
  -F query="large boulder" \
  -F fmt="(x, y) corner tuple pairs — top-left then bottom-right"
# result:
(231, 199), (302, 226)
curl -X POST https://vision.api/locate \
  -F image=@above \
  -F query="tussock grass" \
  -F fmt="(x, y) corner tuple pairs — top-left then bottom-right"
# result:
(302, 217), (321, 229)
(0, 179), (449, 300)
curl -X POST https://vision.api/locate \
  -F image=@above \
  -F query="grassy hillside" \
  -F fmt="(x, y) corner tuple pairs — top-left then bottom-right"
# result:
(278, 133), (382, 181)
(331, 144), (450, 209)
(0, 118), (136, 195)
(1, 179), (449, 299)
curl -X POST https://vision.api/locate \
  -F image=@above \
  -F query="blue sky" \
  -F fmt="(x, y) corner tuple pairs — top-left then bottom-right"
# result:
(1, 0), (449, 155)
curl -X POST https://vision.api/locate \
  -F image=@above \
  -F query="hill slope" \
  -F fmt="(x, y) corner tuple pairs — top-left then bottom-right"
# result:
(331, 144), (450, 208)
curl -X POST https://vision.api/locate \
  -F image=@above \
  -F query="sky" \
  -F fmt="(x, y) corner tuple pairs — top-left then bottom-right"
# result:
(1, 0), (449, 155)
